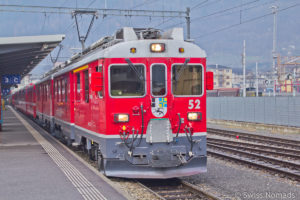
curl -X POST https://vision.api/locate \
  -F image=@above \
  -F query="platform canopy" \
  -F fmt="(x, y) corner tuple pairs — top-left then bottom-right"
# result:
(0, 34), (65, 86)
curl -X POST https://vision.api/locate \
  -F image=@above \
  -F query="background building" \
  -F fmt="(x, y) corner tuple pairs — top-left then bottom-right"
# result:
(207, 64), (232, 89)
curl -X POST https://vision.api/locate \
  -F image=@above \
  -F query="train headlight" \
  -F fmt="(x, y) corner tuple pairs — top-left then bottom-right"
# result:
(150, 43), (165, 52)
(114, 114), (129, 122)
(187, 112), (202, 121)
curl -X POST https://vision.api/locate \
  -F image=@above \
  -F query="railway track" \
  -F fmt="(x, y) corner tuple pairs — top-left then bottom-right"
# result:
(207, 128), (300, 182)
(207, 128), (300, 150)
(207, 138), (300, 160)
(137, 179), (220, 200)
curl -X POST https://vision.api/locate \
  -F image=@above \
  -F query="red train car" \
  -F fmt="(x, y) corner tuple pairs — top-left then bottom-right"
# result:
(12, 27), (213, 178)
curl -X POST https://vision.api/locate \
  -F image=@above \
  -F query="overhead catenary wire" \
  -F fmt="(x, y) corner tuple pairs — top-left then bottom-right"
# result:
(193, 2), (300, 39)
(156, 0), (220, 29)
(163, 0), (260, 29)
(191, 0), (221, 10)
(191, 0), (209, 10)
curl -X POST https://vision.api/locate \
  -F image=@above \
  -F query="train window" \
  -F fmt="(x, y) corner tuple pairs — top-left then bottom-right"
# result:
(172, 65), (203, 96)
(47, 84), (50, 100)
(110, 64), (145, 97)
(65, 79), (68, 102)
(58, 80), (61, 102)
(45, 85), (47, 100)
(96, 66), (103, 97)
(56, 81), (59, 102)
(41, 86), (43, 101)
(61, 79), (65, 102)
(37, 86), (40, 101)
(151, 64), (166, 96)
(53, 82), (56, 101)
(84, 70), (89, 103)
(76, 73), (81, 101)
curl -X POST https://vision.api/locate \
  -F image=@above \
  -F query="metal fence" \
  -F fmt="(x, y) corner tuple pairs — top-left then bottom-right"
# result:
(207, 97), (300, 127)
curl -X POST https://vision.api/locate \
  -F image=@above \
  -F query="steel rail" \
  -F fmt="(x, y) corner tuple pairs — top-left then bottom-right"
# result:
(137, 179), (221, 200)
(207, 128), (300, 150)
(207, 137), (300, 156)
(208, 143), (300, 170)
(207, 138), (300, 160)
(208, 150), (300, 182)
(208, 128), (300, 145)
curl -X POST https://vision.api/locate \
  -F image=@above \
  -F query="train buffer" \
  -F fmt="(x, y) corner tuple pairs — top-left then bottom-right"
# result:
(0, 107), (126, 200)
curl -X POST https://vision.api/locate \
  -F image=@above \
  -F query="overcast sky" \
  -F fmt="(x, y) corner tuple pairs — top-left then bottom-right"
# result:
(1, 0), (299, 75)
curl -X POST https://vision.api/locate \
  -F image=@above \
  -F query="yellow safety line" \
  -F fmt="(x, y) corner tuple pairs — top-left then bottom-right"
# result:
(9, 106), (107, 200)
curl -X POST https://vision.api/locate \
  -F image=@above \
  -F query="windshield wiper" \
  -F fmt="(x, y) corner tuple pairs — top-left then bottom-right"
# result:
(125, 58), (144, 82)
(175, 58), (190, 85)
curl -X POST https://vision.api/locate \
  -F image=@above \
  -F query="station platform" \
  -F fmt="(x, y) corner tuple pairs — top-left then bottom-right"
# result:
(0, 106), (127, 200)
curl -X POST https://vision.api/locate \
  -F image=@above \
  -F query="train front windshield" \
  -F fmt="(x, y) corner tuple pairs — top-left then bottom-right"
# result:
(172, 65), (203, 96)
(110, 65), (145, 97)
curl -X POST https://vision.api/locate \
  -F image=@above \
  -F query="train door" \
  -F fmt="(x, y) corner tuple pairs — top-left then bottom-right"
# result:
(147, 58), (174, 143)
(73, 66), (91, 129)
(149, 58), (169, 119)
(90, 60), (105, 133)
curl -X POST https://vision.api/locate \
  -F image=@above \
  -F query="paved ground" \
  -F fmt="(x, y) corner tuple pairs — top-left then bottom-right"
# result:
(0, 107), (127, 200)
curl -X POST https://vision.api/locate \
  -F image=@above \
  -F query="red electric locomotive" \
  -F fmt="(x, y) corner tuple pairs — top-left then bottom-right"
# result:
(12, 27), (213, 178)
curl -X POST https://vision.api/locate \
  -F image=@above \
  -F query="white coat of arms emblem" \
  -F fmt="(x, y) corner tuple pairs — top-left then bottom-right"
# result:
(151, 98), (167, 117)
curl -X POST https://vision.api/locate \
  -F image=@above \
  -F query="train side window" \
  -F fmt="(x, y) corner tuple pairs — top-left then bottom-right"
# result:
(65, 79), (68, 102)
(151, 64), (166, 96)
(57, 80), (61, 102)
(53, 82), (56, 101)
(76, 73), (81, 101)
(56, 81), (59, 102)
(60, 79), (65, 102)
(37, 86), (40, 101)
(84, 70), (89, 103)
(96, 66), (103, 97)
(110, 64), (145, 97)
(44, 85), (46, 101)
(41, 85), (43, 101)
(172, 64), (203, 96)
(47, 84), (50, 100)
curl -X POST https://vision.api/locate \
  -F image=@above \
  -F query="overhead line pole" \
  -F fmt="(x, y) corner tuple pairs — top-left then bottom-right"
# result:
(256, 62), (258, 97)
(243, 40), (246, 98)
(186, 7), (191, 40)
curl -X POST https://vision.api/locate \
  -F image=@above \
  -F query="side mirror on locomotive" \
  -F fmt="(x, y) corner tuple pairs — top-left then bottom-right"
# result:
(206, 71), (214, 90)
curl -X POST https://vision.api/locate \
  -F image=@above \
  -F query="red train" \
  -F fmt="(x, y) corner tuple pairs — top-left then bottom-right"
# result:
(12, 27), (213, 178)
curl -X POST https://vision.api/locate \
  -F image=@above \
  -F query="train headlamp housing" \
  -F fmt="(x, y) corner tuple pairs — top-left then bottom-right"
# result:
(187, 112), (202, 121)
(150, 43), (165, 52)
(114, 114), (129, 123)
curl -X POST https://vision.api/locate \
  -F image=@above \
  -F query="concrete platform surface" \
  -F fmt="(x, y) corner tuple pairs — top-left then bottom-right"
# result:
(0, 107), (127, 200)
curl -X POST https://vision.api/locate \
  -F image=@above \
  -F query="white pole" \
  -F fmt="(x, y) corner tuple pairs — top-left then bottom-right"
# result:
(243, 40), (246, 97)
(256, 62), (258, 97)
(272, 5), (278, 81)
(271, 5), (278, 96)
(216, 64), (218, 88)
(273, 79), (276, 96)
(293, 68), (296, 97)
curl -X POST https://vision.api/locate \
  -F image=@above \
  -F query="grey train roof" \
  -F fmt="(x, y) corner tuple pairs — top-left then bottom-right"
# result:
(40, 27), (206, 83)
